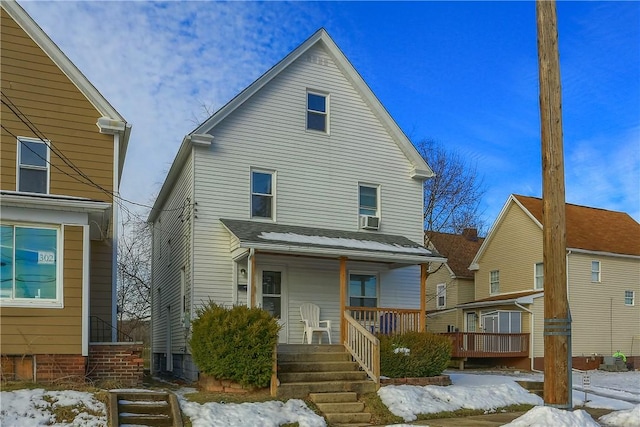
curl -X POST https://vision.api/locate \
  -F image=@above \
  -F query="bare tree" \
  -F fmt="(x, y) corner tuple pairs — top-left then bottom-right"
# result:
(416, 139), (486, 238)
(117, 211), (151, 337)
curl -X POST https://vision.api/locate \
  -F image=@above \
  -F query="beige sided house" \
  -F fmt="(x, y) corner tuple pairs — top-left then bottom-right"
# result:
(454, 194), (640, 370)
(149, 28), (446, 393)
(425, 229), (484, 334)
(1, 0), (137, 384)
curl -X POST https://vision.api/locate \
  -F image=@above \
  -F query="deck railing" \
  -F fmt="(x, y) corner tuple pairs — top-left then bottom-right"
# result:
(442, 332), (530, 358)
(345, 306), (422, 335)
(344, 311), (380, 386)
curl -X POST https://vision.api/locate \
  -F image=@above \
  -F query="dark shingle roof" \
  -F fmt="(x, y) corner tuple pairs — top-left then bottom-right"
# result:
(514, 195), (640, 256)
(220, 219), (443, 258)
(425, 230), (484, 278)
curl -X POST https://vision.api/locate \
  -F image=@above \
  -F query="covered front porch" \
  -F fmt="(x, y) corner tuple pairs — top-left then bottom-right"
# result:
(220, 219), (446, 388)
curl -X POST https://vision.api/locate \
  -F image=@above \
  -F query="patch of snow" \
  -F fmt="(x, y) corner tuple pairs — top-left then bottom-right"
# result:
(502, 406), (600, 427)
(258, 232), (430, 254)
(599, 404), (640, 427)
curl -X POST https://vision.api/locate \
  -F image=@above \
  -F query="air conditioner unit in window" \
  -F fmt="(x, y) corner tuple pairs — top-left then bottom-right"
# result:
(360, 215), (380, 230)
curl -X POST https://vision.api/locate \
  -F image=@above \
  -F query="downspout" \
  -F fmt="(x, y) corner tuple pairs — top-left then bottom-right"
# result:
(515, 302), (541, 372)
(111, 132), (120, 342)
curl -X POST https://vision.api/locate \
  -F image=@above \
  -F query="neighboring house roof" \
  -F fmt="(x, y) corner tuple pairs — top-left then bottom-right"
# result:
(457, 290), (543, 309)
(472, 194), (640, 266)
(149, 28), (432, 221)
(1, 0), (131, 178)
(426, 229), (484, 278)
(220, 219), (446, 265)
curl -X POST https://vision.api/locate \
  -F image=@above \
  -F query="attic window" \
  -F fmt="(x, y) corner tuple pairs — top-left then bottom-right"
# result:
(307, 92), (328, 132)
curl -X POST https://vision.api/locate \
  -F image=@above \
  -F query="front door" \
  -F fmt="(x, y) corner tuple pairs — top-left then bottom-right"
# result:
(260, 267), (287, 343)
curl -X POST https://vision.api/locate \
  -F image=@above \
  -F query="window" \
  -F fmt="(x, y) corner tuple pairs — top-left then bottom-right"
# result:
(359, 184), (379, 216)
(591, 260), (601, 282)
(490, 270), (500, 294)
(251, 170), (274, 219)
(306, 92), (328, 132)
(436, 283), (446, 309)
(534, 263), (544, 289)
(349, 272), (377, 307)
(17, 137), (49, 194)
(625, 291), (635, 306)
(0, 224), (61, 306)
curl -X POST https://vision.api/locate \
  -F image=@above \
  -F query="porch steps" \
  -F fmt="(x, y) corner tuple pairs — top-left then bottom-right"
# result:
(277, 344), (374, 425)
(109, 391), (183, 427)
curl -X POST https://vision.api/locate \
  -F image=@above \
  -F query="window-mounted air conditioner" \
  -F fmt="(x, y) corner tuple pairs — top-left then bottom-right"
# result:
(360, 215), (380, 230)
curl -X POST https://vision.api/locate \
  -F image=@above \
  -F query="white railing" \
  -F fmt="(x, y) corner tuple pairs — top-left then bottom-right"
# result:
(344, 310), (380, 386)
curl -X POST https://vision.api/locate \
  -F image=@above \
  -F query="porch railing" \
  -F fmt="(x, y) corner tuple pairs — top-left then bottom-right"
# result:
(90, 316), (134, 343)
(344, 311), (380, 386)
(442, 332), (530, 358)
(345, 306), (422, 335)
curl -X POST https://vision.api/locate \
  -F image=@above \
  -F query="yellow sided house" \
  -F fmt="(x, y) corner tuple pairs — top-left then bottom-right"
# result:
(149, 28), (446, 398)
(453, 194), (640, 370)
(0, 0), (138, 384)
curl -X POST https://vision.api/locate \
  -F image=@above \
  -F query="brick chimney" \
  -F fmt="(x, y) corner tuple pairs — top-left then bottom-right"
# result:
(462, 228), (478, 241)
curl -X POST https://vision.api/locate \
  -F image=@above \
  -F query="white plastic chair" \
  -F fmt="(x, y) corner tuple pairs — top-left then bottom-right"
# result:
(300, 303), (332, 344)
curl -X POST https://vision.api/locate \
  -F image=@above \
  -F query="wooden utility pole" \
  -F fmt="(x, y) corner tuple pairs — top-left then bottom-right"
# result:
(536, 0), (571, 409)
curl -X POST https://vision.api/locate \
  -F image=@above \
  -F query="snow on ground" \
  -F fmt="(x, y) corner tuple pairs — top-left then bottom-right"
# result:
(0, 388), (106, 427)
(1, 370), (639, 426)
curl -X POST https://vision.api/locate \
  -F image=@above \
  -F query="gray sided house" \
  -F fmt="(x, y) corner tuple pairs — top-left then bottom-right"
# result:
(148, 29), (445, 382)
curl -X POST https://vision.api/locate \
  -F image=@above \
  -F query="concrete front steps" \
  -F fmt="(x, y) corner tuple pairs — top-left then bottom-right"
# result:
(277, 344), (375, 425)
(109, 391), (183, 427)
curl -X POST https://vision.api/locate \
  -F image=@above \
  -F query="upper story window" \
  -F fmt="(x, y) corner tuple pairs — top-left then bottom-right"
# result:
(1, 223), (62, 307)
(591, 260), (601, 283)
(490, 270), (500, 294)
(436, 283), (446, 309)
(307, 91), (328, 132)
(359, 184), (380, 230)
(624, 291), (635, 306)
(17, 137), (50, 194)
(534, 262), (544, 290)
(251, 170), (275, 219)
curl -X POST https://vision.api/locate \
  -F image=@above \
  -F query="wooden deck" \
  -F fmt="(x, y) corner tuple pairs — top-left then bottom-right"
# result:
(442, 332), (530, 358)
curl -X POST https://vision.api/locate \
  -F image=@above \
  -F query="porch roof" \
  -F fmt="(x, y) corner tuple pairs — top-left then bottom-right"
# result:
(456, 290), (543, 309)
(220, 219), (446, 264)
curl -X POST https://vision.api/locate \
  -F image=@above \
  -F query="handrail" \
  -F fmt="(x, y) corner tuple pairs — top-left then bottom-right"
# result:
(344, 311), (380, 387)
(90, 316), (134, 343)
(346, 306), (421, 335)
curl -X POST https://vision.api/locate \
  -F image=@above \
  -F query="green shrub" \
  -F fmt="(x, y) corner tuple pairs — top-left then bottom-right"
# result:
(379, 332), (452, 378)
(190, 302), (280, 388)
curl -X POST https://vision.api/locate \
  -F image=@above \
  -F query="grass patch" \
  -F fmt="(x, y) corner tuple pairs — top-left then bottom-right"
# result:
(360, 392), (404, 425)
(414, 403), (535, 420)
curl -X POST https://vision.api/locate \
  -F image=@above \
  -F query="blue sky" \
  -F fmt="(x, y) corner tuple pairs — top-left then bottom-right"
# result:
(20, 1), (640, 227)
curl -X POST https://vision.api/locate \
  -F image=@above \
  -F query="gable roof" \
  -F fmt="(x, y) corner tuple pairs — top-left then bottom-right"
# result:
(1, 0), (131, 178)
(149, 28), (432, 221)
(426, 230), (484, 278)
(473, 194), (640, 264)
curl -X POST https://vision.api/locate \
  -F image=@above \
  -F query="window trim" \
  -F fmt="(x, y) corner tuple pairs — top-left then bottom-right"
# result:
(0, 222), (63, 308)
(490, 270), (500, 295)
(358, 183), (380, 219)
(591, 260), (601, 283)
(436, 283), (446, 309)
(348, 270), (379, 308)
(534, 262), (544, 290)
(306, 90), (329, 134)
(624, 290), (635, 306)
(16, 136), (50, 194)
(250, 169), (276, 221)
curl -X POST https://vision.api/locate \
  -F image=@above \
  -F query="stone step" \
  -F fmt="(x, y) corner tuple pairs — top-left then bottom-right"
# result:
(277, 380), (376, 399)
(279, 370), (367, 383)
(278, 352), (351, 363)
(278, 344), (345, 353)
(278, 360), (359, 373)
(119, 401), (171, 415)
(324, 411), (372, 425)
(316, 401), (365, 413)
(110, 391), (183, 427)
(119, 413), (173, 427)
(309, 392), (358, 403)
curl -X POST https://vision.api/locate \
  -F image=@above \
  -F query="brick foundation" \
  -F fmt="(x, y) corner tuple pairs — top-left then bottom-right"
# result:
(381, 375), (451, 386)
(1, 354), (86, 383)
(88, 343), (144, 387)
